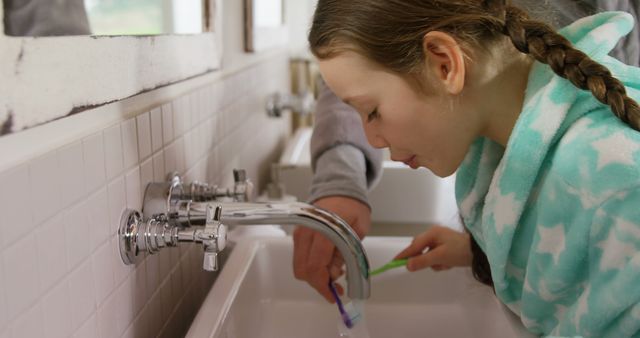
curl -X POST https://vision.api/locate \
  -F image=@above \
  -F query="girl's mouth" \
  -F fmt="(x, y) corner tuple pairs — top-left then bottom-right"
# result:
(403, 155), (418, 169)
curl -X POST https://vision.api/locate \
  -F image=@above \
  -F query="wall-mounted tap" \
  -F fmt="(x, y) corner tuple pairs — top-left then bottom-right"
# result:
(265, 91), (315, 118)
(142, 169), (254, 226)
(184, 169), (255, 203)
(118, 169), (371, 299)
(119, 205), (227, 272)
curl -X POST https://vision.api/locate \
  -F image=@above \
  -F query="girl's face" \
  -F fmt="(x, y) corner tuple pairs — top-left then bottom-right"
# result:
(319, 51), (481, 177)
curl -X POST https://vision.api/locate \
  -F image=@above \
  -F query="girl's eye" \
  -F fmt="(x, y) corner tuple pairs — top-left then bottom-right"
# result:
(367, 108), (379, 122)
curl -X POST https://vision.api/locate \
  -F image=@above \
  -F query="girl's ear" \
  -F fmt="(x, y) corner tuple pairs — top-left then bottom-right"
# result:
(422, 31), (466, 95)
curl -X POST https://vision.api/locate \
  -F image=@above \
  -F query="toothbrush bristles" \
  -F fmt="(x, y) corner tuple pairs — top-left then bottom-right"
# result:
(343, 313), (353, 329)
(344, 302), (362, 328)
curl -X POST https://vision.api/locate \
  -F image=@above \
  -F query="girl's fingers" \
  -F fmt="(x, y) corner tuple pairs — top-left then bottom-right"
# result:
(432, 264), (452, 271)
(334, 282), (344, 296)
(330, 264), (344, 280)
(293, 226), (313, 279)
(406, 246), (447, 271)
(394, 227), (442, 259)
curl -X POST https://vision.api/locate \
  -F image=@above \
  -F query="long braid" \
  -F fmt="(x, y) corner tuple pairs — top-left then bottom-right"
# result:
(499, 4), (640, 131)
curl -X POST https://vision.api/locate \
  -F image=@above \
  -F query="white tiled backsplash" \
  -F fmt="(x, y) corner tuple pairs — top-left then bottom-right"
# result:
(0, 55), (291, 338)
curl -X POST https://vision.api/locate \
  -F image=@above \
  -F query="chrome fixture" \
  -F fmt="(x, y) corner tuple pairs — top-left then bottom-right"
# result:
(118, 169), (371, 299)
(142, 169), (254, 225)
(265, 91), (315, 118)
(119, 205), (227, 272)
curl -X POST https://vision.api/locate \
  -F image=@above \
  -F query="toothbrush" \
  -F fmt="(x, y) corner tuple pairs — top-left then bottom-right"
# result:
(328, 258), (408, 329)
(328, 280), (362, 329)
(369, 258), (408, 276)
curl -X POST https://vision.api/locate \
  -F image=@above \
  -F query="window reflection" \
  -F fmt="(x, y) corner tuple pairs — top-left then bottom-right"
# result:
(254, 0), (283, 28)
(83, 0), (203, 36)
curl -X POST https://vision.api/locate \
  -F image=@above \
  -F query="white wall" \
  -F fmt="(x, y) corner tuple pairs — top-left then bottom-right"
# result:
(0, 2), (293, 338)
(285, 0), (317, 58)
(0, 3), (4, 35)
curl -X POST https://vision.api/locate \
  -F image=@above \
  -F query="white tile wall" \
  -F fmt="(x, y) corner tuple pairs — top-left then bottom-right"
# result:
(4, 235), (40, 320)
(36, 214), (67, 291)
(0, 255), (7, 331)
(30, 151), (62, 226)
(65, 202), (91, 270)
(68, 259), (97, 331)
(104, 124), (124, 181)
(0, 56), (290, 337)
(150, 108), (163, 153)
(11, 303), (43, 338)
(92, 242), (115, 306)
(0, 164), (32, 247)
(124, 167), (142, 211)
(137, 112), (152, 161)
(107, 177), (127, 236)
(152, 151), (166, 182)
(121, 119), (139, 170)
(83, 132), (107, 195)
(87, 188), (110, 249)
(161, 103), (174, 146)
(58, 141), (86, 208)
(73, 314), (99, 338)
(42, 280), (72, 338)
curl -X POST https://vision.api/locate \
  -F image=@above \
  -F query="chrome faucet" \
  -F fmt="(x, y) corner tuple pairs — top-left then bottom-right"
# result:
(265, 91), (316, 118)
(118, 170), (371, 300)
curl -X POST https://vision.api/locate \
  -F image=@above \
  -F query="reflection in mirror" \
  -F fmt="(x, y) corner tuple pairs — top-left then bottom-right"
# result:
(244, 0), (287, 52)
(253, 0), (282, 27)
(3, 0), (206, 36)
(85, 0), (204, 35)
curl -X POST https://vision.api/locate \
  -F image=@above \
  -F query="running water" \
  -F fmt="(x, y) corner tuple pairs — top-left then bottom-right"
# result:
(337, 300), (372, 338)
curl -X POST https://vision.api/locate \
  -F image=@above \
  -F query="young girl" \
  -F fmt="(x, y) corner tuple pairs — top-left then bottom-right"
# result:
(309, 0), (640, 336)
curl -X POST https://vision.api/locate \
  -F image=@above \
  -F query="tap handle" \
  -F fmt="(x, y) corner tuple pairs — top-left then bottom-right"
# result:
(203, 251), (219, 272)
(202, 204), (227, 272)
(233, 169), (246, 183)
(190, 181), (215, 202)
(206, 204), (223, 224)
(232, 169), (255, 202)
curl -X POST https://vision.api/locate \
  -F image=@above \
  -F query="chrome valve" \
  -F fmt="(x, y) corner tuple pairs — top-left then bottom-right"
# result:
(118, 204), (228, 272)
(201, 205), (226, 271)
(265, 91), (315, 118)
(185, 169), (254, 202)
(143, 169), (254, 223)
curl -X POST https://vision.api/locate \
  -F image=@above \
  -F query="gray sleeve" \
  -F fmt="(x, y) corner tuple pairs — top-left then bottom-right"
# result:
(308, 144), (371, 207)
(596, 0), (640, 67)
(4, 0), (91, 36)
(308, 80), (383, 205)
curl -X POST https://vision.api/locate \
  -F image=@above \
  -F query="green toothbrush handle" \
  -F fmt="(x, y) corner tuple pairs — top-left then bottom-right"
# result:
(370, 258), (409, 276)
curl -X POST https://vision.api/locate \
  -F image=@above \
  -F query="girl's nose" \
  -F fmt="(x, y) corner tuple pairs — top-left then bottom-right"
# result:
(363, 123), (389, 149)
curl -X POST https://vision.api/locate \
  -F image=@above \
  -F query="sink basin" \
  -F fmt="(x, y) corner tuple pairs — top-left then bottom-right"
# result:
(186, 235), (534, 338)
(276, 127), (460, 232)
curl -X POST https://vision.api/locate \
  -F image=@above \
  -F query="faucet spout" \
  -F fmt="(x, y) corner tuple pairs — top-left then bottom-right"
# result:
(189, 201), (371, 300)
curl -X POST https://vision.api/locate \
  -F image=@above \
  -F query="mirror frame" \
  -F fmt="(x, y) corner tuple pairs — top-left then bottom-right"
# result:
(244, 0), (288, 53)
(0, 0), (223, 136)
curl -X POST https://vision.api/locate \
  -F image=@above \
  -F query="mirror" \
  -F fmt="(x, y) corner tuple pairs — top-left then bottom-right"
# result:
(244, 0), (287, 52)
(0, 0), (223, 137)
(3, 0), (207, 36)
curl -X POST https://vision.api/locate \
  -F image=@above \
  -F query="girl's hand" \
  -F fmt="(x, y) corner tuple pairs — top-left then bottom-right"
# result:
(292, 196), (371, 303)
(394, 225), (473, 272)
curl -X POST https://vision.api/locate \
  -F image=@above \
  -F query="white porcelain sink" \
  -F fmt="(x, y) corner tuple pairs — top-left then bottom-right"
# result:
(186, 235), (534, 338)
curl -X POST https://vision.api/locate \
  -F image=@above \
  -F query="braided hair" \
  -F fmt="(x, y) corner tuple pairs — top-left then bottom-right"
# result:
(495, 1), (640, 130)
